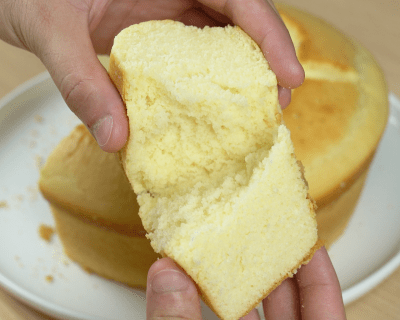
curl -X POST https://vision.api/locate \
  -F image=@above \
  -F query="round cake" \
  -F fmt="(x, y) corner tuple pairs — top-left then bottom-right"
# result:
(39, 4), (388, 290)
(277, 4), (388, 246)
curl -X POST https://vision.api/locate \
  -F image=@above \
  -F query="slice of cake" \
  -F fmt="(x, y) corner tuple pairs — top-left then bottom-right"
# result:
(110, 21), (319, 320)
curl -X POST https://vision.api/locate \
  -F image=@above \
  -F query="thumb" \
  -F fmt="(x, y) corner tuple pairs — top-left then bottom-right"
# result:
(147, 258), (202, 320)
(36, 9), (128, 152)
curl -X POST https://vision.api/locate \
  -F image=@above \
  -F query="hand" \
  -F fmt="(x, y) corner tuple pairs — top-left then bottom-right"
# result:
(146, 247), (347, 320)
(0, 0), (304, 153)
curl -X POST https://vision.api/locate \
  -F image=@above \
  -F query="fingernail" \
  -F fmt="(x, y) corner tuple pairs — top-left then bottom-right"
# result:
(151, 269), (190, 293)
(91, 115), (113, 147)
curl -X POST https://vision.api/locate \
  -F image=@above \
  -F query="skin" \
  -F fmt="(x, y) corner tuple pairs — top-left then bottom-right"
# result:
(0, 0), (304, 153)
(147, 247), (347, 320)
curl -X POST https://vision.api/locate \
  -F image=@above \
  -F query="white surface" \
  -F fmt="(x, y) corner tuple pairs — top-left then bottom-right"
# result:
(0, 72), (399, 319)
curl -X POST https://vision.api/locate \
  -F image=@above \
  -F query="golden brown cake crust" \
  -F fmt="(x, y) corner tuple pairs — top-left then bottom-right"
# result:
(50, 204), (159, 288)
(46, 201), (146, 237)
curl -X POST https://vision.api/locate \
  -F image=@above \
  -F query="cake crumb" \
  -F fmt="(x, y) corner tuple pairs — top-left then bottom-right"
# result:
(29, 140), (37, 148)
(45, 275), (54, 283)
(35, 155), (45, 169)
(27, 186), (39, 201)
(39, 224), (55, 242)
(63, 259), (70, 266)
(34, 115), (44, 123)
(15, 256), (24, 268)
(0, 200), (8, 209)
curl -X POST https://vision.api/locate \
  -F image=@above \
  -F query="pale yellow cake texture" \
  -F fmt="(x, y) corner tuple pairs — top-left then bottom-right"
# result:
(110, 20), (318, 320)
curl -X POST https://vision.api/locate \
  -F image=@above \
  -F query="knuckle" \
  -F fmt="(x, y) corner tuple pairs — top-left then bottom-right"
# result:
(60, 73), (96, 115)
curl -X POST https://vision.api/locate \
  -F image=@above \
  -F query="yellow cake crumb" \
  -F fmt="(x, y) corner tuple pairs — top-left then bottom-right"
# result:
(39, 224), (55, 242)
(34, 115), (44, 123)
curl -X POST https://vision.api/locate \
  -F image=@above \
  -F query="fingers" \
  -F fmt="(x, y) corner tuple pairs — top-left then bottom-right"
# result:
(44, 38), (128, 152)
(34, 2), (128, 152)
(296, 247), (347, 320)
(146, 258), (202, 320)
(52, 50), (128, 153)
(240, 308), (261, 320)
(262, 278), (300, 320)
(278, 85), (292, 109)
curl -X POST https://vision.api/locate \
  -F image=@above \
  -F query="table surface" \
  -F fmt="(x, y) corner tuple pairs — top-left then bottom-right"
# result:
(0, 0), (399, 319)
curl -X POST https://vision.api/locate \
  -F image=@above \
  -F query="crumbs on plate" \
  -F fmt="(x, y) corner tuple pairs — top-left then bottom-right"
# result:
(39, 224), (55, 242)
(34, 115), (44, 123)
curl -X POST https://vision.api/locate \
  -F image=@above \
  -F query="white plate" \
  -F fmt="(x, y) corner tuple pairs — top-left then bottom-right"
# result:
(0, 72), (399, 319)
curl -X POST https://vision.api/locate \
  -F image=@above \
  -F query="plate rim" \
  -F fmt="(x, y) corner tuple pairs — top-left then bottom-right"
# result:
(0, 71), (51, 110)
(341, 91), (400, 304)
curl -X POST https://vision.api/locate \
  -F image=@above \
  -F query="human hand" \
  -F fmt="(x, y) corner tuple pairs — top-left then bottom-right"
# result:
(146, 247), (347, 320)
(0, 0), (304, 153)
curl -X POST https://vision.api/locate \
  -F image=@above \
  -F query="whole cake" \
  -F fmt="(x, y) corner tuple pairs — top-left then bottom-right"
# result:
(38, 2), (388, 318)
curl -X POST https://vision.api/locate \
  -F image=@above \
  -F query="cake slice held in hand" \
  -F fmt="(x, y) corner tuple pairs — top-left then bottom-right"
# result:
(110, 20), (319, 320)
